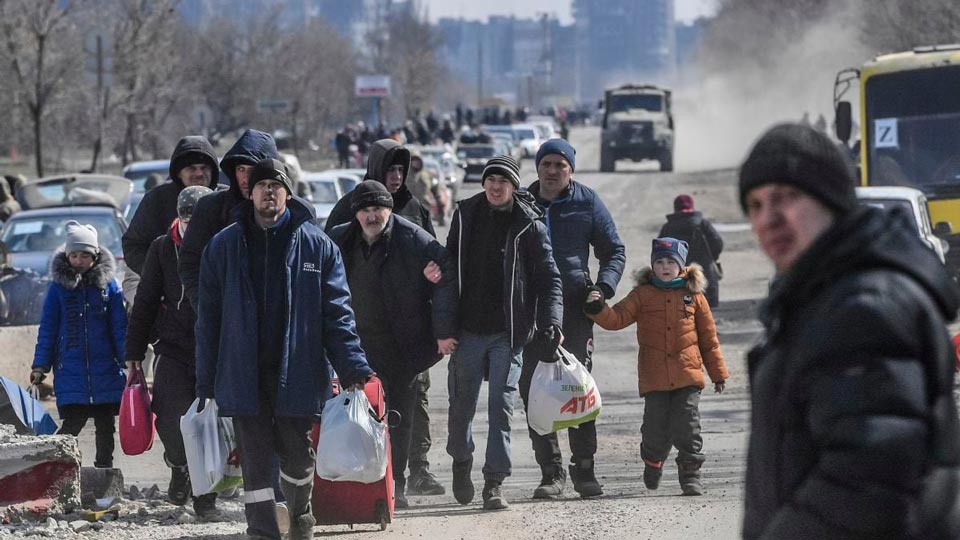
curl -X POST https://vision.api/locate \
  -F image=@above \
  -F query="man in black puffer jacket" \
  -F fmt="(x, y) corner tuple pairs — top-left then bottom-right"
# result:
(122, 136), (219, 276)
(125, 186), (217, 517)
(739, 123), (960, 539)
(179, 129), (279, 309)
(324, 138), (441, 496)
(324, 138), (433, 236)
(328, 180), (457, 509)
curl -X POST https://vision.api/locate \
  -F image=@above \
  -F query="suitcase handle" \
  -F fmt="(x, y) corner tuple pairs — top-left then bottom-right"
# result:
(383, 409), (402, 429)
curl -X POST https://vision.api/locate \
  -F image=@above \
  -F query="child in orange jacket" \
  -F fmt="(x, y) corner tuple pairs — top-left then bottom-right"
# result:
(585, 237), (728, 495)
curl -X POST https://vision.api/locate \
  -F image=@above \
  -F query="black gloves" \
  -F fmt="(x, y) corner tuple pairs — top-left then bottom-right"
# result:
(583, 285), (605, 315)
(528, 324), (564, 363)
(30, 369), (46, 385)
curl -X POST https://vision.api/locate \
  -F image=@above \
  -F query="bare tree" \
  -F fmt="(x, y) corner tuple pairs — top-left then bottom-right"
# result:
(0, 0), (82, 176)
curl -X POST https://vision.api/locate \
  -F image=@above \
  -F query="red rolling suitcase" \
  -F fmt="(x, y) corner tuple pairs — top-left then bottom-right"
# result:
(311, 377), (394, 530)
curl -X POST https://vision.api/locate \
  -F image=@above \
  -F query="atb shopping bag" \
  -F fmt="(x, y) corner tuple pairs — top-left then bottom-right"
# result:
(527, 346), (602, 436)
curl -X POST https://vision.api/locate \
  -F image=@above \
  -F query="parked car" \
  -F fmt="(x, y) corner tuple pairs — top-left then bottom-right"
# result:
(856, 186), (948, 263)
(488, 133), (523, 162)
(303, 173), (345, 230)
(0, 206), (128, 282)
(457, 144), (497, 182)
(511, 123), (543, 158)
(123, 159), (230, 191)
(121, 160), (169, 192)
(418, 145), (463, 200)
(321, 168), (365, 195)
(17, 174), (134, 214)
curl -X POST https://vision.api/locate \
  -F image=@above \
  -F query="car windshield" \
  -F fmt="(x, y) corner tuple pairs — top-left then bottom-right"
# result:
(859, 198), (919, 233)
(866, 65), (960, 197)
(309, 181), (339, 203)
(515, 128), (537, 140)
(607, 93), (663, 113)
(123, 169), (165, 192)
(459, 146), (495, 158)
(2, 214), (123, 254)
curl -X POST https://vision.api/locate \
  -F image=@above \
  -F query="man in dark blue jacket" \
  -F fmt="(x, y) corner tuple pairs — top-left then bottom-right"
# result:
(195, 158), (373, 540)
(328, 180), (457, 509)
(445, 155), (563, 511)
(520, 139), (626, 499)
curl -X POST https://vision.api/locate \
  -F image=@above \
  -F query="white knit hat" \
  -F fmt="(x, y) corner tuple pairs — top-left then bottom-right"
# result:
(64, 220), (99, 256)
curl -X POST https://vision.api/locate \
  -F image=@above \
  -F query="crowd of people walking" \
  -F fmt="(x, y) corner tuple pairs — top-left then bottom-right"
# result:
(25, 121), (960, 540)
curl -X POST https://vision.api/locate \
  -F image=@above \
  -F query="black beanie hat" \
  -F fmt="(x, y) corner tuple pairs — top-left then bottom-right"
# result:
(351, 180), (394, 214)
(482, 155), (522, 189)
(248, 158), (293, 196)
(739, 123), (856, 214)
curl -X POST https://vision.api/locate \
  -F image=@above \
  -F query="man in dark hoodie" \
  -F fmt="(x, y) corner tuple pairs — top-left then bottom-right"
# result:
(445, 155), (563, 511)
(324, 138), (443, 496)
(659, 194), (723, 307)
(122, 136), (219, 276)
(324, 138), (433, 236)
(179, 129), (279, 309)
(739, 123), (960, 539)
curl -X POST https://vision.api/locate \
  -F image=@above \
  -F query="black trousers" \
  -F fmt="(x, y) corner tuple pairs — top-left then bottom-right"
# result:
(519, 311), (598, 474)
(234, 410), (314, 540)
(407, 371), (432, 473)
(379, 370), (418, 483)
(58, 403), (118, 468)
(151, 354), (196, 468)
(640, 386), (705, 466)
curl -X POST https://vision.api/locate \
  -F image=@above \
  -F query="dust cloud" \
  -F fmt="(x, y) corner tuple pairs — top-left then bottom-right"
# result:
(673, 2), (870, 172)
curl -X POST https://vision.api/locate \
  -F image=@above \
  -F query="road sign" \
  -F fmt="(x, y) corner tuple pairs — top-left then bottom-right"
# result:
(256, 99), (291, 114)
(355, 75), (391, 98)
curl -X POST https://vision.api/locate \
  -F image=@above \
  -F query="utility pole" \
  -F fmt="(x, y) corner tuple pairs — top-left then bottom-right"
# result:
(477, 39), (483, 106)
(89, 35), (105, 172)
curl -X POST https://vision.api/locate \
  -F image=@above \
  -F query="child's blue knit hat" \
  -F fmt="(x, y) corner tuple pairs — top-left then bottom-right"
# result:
(651, 237), (688, 267)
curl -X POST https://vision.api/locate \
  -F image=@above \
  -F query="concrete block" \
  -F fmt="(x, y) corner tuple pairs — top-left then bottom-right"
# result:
(0, 425), (81, 521)
(80, 467), (124, 501)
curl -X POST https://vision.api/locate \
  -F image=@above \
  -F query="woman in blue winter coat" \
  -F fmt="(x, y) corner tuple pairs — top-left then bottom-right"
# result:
(31, 221), (127, 468)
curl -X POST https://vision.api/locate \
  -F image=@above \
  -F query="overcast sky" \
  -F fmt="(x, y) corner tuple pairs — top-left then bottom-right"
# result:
(422, 0), (717, 25)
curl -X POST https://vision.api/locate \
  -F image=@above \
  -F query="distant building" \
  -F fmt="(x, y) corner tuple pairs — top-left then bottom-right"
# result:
(436, 14), (573, 110)
(573, 0), (676, 103)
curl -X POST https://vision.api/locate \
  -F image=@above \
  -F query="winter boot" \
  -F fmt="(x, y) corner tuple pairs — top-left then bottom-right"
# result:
(287, 512), (316, 540)
(192, 493), (221, 521)
(568, 458), (603, 498)
(452, 458), (474, 505)
(408, 466), (445, 496)
(678, 462), (703, 496)
(167, 465), (191, 506)
(481, 479), (508, 511)
(532, 466), (566, 500)
(643, 458), (663, 490)
(395, 477), (409, 509)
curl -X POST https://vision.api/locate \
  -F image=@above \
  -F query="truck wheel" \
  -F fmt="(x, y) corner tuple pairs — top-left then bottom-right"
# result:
(600, 150), (615, 173)
(659, 148), (674, 172)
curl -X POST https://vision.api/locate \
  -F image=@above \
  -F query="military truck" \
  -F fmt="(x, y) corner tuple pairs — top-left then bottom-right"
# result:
(599, 84), (674, 172)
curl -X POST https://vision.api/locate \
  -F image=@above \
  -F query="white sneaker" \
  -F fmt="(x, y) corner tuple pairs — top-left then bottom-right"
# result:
(276, 502), (290, 536)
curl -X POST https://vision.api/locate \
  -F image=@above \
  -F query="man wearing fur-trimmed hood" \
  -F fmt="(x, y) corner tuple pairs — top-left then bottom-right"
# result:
(585, 237), (728, 497)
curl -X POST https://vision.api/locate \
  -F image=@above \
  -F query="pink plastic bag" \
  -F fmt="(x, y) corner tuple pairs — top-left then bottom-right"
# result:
(119, 366), (155, 455)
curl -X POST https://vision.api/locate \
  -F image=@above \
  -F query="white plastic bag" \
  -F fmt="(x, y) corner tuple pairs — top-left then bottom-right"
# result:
(180, 398), (243, 496)
(527, 346), (602, 436)
(315, 388), (388, 483)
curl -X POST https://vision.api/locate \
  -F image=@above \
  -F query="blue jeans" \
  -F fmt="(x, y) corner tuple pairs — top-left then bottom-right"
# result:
(446, 331), (522, 481)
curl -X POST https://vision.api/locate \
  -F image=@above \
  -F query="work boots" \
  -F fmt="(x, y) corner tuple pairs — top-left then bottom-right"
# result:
(394, 477), (409, 509)
(643, 458), (663, 490)
(287, 512), (317, 540)
(568, 458), (603, 498)
(167, 466), (191, 506)
(481, 479), (508, 511)
(451, 458), (475, 505)
(678, 462), (703, 496)
(532, 466), (566, 500)
(407, 467), (445, 495)
(192, 493), (220, 521)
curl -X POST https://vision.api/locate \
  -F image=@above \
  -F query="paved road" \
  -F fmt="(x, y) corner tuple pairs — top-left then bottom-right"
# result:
(61, 126), (772, 539)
